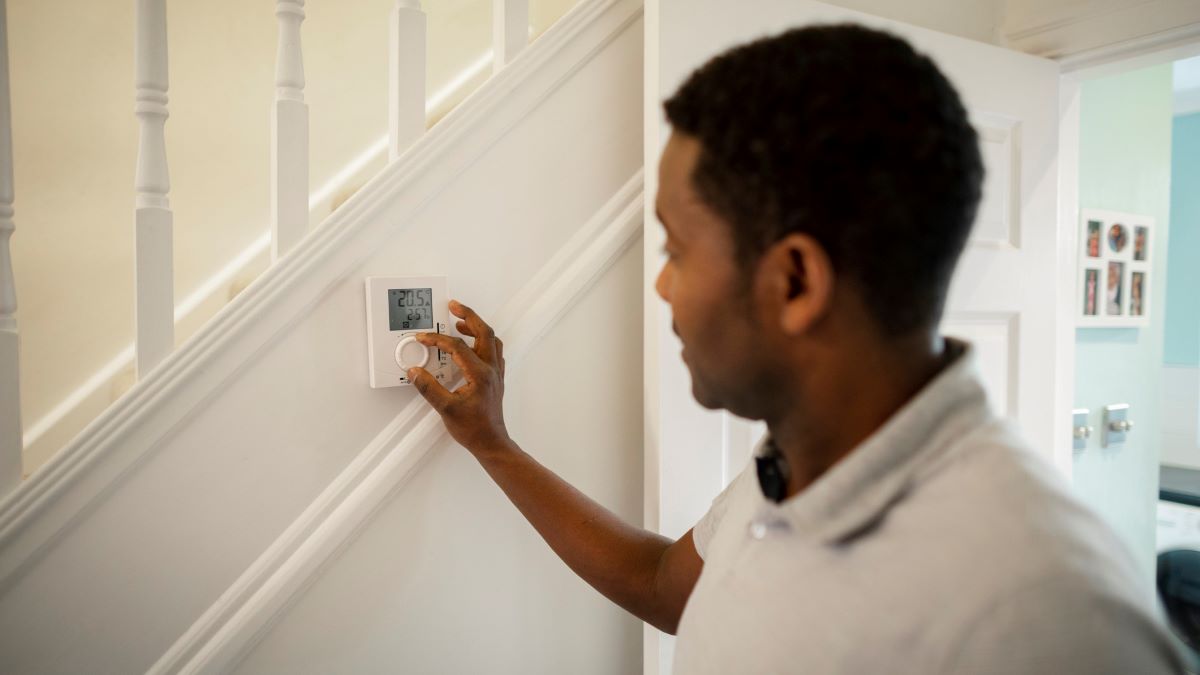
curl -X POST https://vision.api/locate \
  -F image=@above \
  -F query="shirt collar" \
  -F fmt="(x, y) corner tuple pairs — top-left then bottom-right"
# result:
(753, 338), (996, 544)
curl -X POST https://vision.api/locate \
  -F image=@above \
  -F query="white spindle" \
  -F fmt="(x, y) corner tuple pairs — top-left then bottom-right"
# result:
(134, 0), (174, 379)
(0, 0), (22, 493)
(272, 0), (308, 261)
(389, 0), (426, 161)
(493, 0), (528, 73)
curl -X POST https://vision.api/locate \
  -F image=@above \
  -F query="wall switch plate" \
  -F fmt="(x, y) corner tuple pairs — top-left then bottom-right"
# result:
(1072, 408), (1091, 451)
(1102, 403), (1133, 447)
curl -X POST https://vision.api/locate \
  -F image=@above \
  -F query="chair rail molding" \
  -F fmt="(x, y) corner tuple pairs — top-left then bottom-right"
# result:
(148, 171), (643, 675)
(0, 0), (643, 592)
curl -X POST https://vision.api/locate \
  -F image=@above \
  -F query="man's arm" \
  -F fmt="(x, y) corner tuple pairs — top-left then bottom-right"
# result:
(408, 301), (703, 635)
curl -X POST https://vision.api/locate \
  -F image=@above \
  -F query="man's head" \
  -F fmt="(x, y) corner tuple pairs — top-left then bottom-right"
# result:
(654, 24), (983, 418)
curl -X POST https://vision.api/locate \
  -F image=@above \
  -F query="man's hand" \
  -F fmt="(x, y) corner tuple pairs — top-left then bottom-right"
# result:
(408, 300), (511, 455)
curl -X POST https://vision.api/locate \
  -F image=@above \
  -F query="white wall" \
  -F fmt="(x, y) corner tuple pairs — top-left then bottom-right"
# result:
(0, 6), (644, 672)
(236, 238), (645, 675)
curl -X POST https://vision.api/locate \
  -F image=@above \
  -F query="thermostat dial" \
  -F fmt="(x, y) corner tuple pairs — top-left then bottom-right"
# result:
(395, 336), (430, 369)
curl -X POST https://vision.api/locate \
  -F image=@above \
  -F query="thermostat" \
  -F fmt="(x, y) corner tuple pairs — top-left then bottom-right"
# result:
(364, 276), (454, 388)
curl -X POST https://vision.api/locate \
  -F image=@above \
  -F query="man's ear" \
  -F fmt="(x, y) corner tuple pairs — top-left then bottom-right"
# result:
(759, 233), (834, 336)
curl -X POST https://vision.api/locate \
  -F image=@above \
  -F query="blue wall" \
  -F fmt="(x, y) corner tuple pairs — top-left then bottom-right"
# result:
(1072, 64), (1174, 584)
(1165, 112), (1200, 367)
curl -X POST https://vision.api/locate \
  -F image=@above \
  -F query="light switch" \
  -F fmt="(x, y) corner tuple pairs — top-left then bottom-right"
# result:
(1072, 408), (1091, 451)
(1102, 403), (1133, 447)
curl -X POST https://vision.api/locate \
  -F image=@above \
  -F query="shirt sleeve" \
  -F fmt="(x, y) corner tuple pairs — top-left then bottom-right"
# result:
(691, 465), (751, 561)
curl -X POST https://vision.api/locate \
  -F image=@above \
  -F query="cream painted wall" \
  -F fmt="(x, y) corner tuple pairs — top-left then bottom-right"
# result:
(8, 0), (577, 475)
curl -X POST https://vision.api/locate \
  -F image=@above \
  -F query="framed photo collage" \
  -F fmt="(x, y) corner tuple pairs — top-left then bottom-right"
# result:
(1077, 209), (1153, 328)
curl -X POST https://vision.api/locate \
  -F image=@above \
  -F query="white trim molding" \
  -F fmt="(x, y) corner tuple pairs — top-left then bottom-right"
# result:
(149, 172), (643, 675)
(0, 0), (643, 592)
(1003, 0), (1200, 71)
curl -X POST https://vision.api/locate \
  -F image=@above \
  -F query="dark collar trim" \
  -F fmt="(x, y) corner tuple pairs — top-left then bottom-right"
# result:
(755, 438), (790, 503)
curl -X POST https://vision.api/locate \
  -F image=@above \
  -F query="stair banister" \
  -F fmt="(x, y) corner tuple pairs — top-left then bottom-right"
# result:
(272, 0), (309, 261)
(0, 0), (20, 497)
(390, 1), (427, 161)
(133, 0), (175, 380)
(493, 0), (529, 72)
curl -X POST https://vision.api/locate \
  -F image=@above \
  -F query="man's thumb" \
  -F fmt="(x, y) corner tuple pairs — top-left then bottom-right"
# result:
(408, 368), (450, 410)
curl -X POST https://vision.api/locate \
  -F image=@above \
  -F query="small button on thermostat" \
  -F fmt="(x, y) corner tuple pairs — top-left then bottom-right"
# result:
(394, 335), (430, 369)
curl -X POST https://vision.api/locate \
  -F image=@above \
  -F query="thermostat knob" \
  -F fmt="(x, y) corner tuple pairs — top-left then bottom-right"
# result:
(395, 336), (430, 370)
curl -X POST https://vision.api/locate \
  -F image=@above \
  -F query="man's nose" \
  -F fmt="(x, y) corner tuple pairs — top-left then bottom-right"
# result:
(654, 264), (670, 302)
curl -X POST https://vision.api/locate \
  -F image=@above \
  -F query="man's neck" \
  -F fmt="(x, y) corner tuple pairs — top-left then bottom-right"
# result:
(767, 333), (952, 499)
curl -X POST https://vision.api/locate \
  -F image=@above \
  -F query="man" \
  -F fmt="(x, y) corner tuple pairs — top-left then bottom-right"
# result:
(407, 25), (1184, 673)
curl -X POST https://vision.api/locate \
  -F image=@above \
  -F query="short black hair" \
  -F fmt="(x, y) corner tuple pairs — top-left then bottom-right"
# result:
(664, 24), (983, 336)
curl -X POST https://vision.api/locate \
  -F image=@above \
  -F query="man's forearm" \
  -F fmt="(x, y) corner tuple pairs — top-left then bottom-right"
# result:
(407, 304), (698, 633)
(474, 440), (683, 633)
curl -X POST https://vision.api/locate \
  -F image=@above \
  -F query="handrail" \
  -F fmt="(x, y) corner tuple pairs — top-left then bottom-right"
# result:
(4, 0), (539, 489)
(18, 47), (494, 458)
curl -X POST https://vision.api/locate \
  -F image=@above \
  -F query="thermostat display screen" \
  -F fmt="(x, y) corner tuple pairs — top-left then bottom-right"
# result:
(388, 288), (433, 331)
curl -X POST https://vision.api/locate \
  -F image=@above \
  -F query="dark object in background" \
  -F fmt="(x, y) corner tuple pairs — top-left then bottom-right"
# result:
(1159, 549), (1200, 653)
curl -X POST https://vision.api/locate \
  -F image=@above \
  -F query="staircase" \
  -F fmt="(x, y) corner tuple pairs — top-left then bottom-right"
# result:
(0, 0), (646, 671)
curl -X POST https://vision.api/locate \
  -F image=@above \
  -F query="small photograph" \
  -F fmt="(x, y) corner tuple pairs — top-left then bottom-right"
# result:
(1083, 269), (1099, 316)
(1106, 261), (1124, 316)
(1086, 220), (1102, 258)
(1108, 223), (1128, 254)
(1131, 272), (1145, 316)
(1134, 226), (1149, 262)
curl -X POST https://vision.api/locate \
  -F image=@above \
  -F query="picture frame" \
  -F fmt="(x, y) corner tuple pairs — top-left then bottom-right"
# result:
(1077, 209), (1153, 328)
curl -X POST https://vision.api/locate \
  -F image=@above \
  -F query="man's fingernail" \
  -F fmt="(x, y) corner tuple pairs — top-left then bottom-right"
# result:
(407, 368), (418, 380)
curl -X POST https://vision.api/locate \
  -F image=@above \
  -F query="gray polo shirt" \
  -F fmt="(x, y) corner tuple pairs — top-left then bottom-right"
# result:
(673, 341), (1185, 674)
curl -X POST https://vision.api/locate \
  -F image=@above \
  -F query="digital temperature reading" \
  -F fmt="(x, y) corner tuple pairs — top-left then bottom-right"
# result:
(366, 276), (452, 389)
(388, 288), (433, 330)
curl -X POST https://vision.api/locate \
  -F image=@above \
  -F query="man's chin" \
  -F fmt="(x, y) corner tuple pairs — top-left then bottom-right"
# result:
(689, 381), (724, 411)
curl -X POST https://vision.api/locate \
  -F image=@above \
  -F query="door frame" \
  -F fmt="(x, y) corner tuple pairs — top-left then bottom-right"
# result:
(1054, 26), (1200, 478)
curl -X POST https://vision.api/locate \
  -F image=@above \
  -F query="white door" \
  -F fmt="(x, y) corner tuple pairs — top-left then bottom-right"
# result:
(644, 1), (1066, 672)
